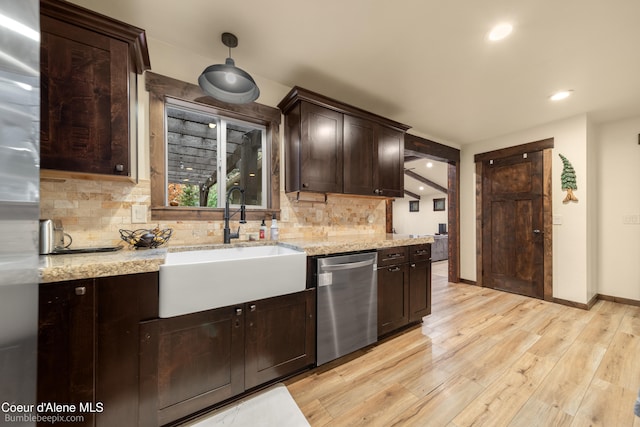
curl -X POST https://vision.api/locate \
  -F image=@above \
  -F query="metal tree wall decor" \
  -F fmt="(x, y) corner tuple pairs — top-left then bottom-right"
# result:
(559, 153), (578, 203)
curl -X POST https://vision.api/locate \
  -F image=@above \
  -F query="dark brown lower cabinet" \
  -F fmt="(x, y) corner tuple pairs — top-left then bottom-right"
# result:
(377, 263), (409, 336)
(140, 306), (245, 426)
(245, 291), (316, 389)
(37, 272), (159, 427)
(409, 260), (432, 322)
(140, 289), (315, 427)
(377, 244), (432, 337)
(38, 279), (96, 427)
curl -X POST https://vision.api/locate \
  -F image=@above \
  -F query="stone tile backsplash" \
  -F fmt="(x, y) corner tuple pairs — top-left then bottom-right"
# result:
(40, 178), (387, 247)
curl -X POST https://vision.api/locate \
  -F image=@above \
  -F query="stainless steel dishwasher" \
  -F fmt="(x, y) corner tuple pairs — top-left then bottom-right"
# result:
(316, 251), (377, 366)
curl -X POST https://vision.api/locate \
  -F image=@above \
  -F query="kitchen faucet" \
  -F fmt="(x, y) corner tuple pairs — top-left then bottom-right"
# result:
(223, 186), (246, 244)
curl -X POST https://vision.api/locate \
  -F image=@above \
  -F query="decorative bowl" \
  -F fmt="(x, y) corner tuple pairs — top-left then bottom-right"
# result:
(119, 227), (172, 249)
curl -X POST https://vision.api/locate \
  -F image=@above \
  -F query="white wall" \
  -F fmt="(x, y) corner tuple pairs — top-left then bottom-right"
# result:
(393, 194), (448, 235)
(460, 114), (591, 304)
(596, 116), (640, 300)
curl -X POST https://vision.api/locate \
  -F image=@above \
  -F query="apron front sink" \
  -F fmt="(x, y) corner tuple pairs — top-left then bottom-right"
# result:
(159, 244), (306, 317)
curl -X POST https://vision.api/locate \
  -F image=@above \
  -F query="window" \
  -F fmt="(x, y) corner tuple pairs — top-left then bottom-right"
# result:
(166, 99), (266, 209)
(146, 72), (281, 221)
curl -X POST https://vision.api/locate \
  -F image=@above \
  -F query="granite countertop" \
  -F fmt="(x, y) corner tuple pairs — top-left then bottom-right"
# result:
(38, 234), (434, 283)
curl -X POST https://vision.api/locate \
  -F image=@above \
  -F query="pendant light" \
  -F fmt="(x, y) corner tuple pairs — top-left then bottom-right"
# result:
(198, 32), (260, 104)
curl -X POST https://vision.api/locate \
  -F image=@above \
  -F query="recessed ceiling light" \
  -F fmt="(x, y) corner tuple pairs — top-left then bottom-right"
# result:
(550, 90), (573, 101)
(419, 186), (424, 191)
(488, 23), (513, 41)
(426, 162), (433, 168)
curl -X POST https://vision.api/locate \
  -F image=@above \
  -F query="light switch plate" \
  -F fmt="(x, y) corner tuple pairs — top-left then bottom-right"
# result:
(553, 215), (563, 225)
(131, 205), (147, 224)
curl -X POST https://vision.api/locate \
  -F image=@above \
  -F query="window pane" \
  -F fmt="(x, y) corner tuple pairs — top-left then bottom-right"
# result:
(166, 105), (218, 207)
(166, 101), (265, 209)
(225, 122), (264, 207)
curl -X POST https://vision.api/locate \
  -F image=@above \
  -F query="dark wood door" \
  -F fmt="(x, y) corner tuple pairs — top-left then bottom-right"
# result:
(245, 290), (315, 389)
(482, 151), (544, 298)
(343, 115), (375, 195)
(377, 263), (409, 337)
(375, 125), (404, 198)
(38, 280), (95, 427)
(95, 273), (158, 427)
(149, 306), (245, 426)
(408, 244), (432, 322)
(299, 102), (343, 192)
(40, 15), (130, 176)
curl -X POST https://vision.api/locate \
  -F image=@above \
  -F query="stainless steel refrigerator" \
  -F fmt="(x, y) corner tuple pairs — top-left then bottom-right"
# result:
(0, 0), (40, 425)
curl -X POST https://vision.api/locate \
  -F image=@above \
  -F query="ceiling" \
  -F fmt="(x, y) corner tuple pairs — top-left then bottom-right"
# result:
(403, 158), (448, 200)
(70, 0), (640, 147)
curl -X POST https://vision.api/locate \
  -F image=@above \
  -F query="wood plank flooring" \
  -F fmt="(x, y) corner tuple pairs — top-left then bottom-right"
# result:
(286, 261), (640, 426)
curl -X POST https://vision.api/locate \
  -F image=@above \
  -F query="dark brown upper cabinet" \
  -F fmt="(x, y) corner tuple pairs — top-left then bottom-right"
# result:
(40, 0), (150, 180)
(278, 86), (410, 197)
(282, 100), (344, 193)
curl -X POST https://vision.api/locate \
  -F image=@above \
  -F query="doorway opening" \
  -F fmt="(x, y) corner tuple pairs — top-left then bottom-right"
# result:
(392, 134), (460, 283)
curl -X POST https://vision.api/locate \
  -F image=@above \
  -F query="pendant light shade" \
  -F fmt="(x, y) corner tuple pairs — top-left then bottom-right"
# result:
(198, 32), (260, 104)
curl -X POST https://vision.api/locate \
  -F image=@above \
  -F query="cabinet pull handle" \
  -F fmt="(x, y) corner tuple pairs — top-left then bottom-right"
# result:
(235, 308), (243, 316)
(387, 253), (403, 259)
(75, 286), (86, 296)
(114, 164), (124, 172)
(415, 250), (428, 255)
(388, 266), (401, 272)
(250, 304), (256, 312)
(374, 189), (383, 195)
(410, 263), (416, 268)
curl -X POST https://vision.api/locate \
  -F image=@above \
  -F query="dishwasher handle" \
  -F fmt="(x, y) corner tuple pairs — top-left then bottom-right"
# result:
(318, 258), (376, 272)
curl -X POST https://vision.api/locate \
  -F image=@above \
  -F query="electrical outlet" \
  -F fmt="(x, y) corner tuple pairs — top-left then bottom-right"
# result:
(622, 214), (640, 225)
(131, 205), (147, 224)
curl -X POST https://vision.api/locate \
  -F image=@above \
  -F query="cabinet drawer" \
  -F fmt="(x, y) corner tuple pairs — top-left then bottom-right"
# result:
(377, 246), (408, 267)
(409, 244), (431, 262)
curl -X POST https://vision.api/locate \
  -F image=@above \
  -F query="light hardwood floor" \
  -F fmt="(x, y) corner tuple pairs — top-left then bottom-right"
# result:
(286, 261), (640, 426)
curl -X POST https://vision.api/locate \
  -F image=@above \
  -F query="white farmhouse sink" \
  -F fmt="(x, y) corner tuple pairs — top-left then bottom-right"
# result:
(159, 244), (307, 318)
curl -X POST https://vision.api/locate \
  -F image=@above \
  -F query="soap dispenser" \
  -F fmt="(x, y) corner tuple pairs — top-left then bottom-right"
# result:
(270, 213), (279, 241)
(259, 219), (267, 240)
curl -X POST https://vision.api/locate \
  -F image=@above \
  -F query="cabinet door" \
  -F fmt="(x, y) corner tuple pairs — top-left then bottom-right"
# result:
(95, 273), (158, 427)
(245, 290), (315, 389)
(40, 15), (130, 176)
(299, 102), (343, 193)
(149, 306), (245, 426)
(38, 280), (95, 427)
(375, 125), (404, 197)
(409, 260), (432, 322)
(377, 264), (409, 337)
(343, 115), (376, 195)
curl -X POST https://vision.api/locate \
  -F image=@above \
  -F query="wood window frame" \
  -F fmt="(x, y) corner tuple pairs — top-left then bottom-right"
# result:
(145, 72), (281, 221)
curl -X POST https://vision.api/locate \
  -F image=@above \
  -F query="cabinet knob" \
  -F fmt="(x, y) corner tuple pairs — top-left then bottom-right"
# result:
(235, 308), (243, 316)
(410, 263), (416, 268)
(114, 164), (124, 172)
(250, 304), (256, 312)
(75, 286), (86, 296)
(302, 183), (309, 188)
(374, 189), (381, 195)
